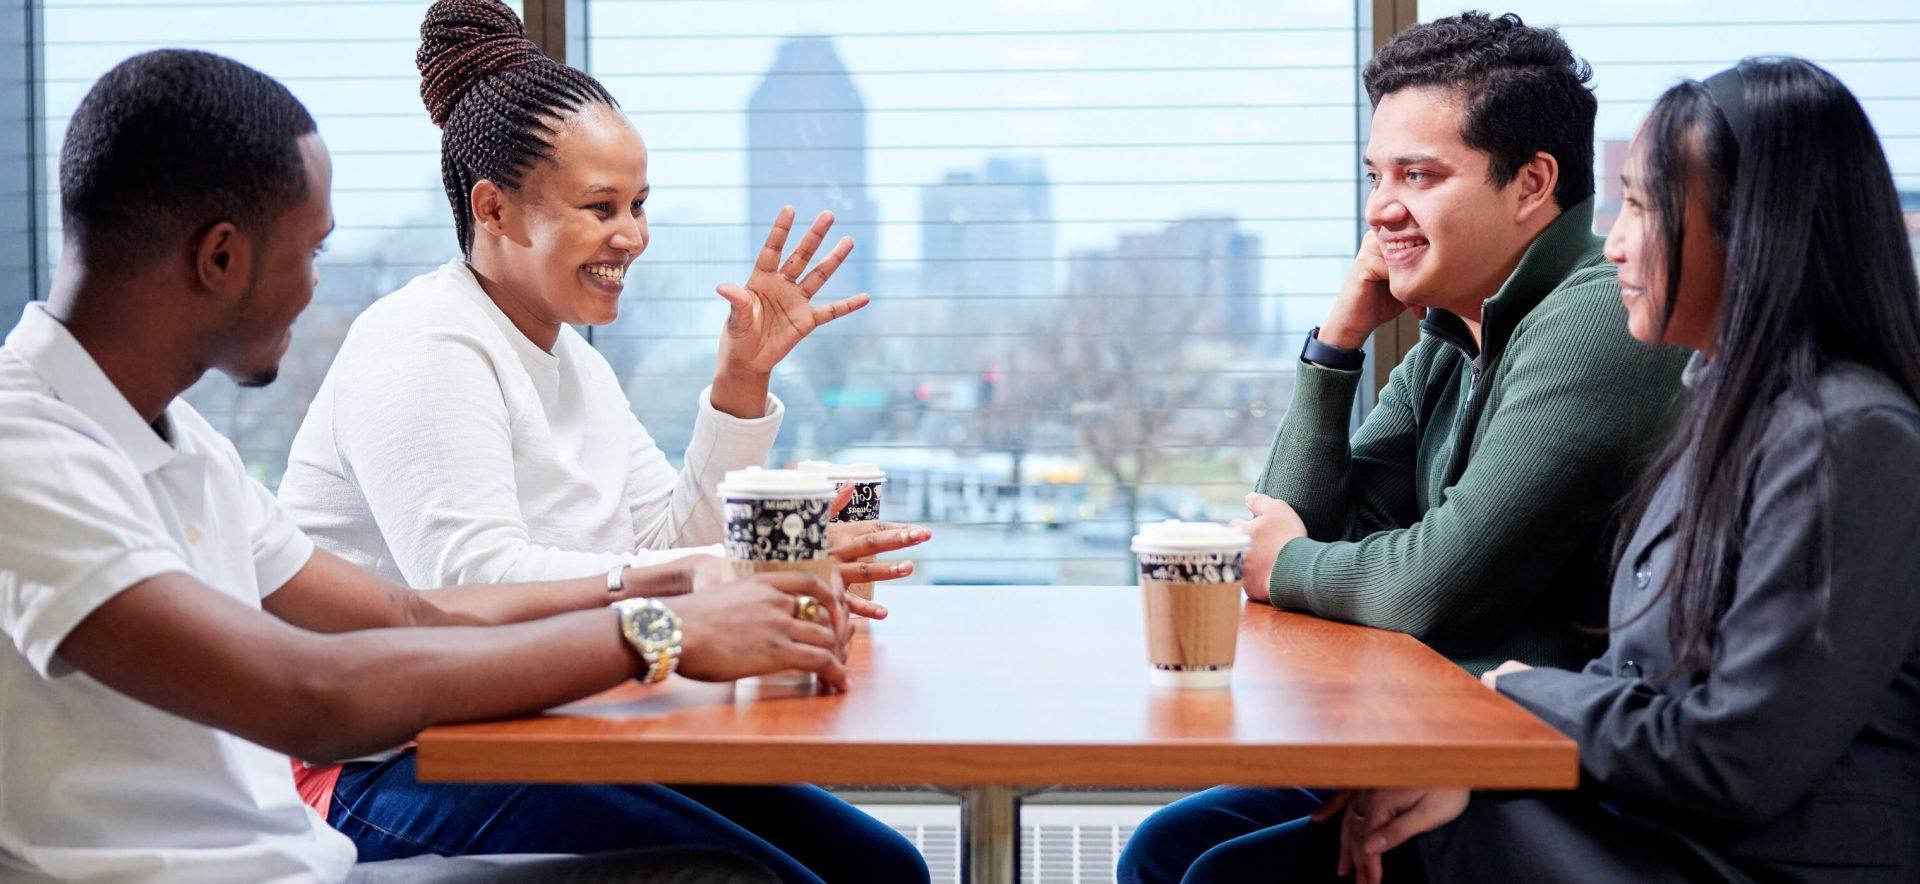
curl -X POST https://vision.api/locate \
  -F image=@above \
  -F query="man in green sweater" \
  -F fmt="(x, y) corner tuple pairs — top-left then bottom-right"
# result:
(1119, 13), (1687, 884)
(1243, 39), (1689, 676)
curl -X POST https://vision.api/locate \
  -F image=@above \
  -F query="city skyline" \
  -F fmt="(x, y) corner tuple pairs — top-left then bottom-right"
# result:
(21, 1), (1920, 585)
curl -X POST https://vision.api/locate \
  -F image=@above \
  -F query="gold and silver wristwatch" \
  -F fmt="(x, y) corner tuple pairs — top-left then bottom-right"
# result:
(612, 597), (682, 684)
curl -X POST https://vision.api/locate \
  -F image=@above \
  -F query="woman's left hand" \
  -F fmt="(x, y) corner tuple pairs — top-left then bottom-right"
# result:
(1481, 659), (1534, 689)
(819, 481), (931, 620)
(1333, 788), (1471, 884)
(715, 206), (869, 378)
(829, 520), (930, 581)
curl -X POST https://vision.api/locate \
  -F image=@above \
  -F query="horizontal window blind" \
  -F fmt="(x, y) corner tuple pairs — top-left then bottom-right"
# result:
(1421, 2), (1920, 241)
(34, 0), (515, 483)
(585, 0), (1367, 585)
(26, 0), (1370, 586)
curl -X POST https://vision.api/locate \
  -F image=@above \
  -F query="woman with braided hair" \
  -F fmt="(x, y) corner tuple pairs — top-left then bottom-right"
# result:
(274, 0), (932, 880)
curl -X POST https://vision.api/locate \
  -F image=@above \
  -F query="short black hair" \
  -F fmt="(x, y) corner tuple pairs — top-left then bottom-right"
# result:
(1363, 11), (1596, 209)
(60, 49), (317, 275)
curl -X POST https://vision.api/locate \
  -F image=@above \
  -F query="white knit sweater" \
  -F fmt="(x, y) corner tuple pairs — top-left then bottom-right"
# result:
(278, 260), (782, 588)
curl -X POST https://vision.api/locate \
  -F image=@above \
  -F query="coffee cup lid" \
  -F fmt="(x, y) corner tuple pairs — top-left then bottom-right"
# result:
(1131, 520), (1251, 555)
(796, 460), (886, 482)
(718, 467), (837, 499)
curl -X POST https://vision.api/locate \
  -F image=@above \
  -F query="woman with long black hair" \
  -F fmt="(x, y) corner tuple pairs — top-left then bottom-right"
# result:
(1321, 55), (1920, 883)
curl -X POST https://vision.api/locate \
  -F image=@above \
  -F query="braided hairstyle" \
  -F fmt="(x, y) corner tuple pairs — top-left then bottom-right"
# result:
(418, 0), (617, 254)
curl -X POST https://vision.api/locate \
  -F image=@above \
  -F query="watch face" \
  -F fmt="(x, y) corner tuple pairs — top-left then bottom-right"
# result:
(638, 608), (678, 644)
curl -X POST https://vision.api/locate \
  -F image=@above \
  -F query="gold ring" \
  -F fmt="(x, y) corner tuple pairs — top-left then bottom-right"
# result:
(793, 595), (827, 624)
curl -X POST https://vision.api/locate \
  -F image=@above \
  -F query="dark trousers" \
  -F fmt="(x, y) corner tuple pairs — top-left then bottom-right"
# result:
(347, 846), (780, 883)
(1118, 787), (1427, 884)
(329, 750), (930, 884)
(1117, 787), (1335, 884)
(1417, 794), (1754, 884)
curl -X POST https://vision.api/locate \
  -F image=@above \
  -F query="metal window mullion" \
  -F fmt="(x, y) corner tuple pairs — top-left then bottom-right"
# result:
(525, 0), (593, 345)
(1363, 0), (1422, 400)
(9, 0), (41, 303)
(523, 0), (556, 63)
(523, 0), (584, 68)
(27, 0), (40, 299)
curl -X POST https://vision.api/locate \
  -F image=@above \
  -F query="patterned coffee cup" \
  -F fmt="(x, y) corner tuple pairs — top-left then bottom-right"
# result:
(797, 461), (887, 601)
(718, 468), (837, 686)
(718, 467), (835, 582)
(1132, 520), (1251, 689)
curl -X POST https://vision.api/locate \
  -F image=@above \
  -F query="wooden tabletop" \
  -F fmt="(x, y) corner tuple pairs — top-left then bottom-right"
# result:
(416, 586), (1577, 791)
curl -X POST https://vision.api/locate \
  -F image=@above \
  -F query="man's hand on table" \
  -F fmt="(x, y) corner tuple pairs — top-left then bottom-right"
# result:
(1481, 660), (1533, 689)
(1232, 492), (1308, 602)
(1314, 788), (1470, 884)
(679, 556), (862, 659)
(672, 571), (852, 692)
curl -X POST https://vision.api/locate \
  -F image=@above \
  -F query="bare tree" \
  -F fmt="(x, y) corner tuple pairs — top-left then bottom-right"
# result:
(991, 266), (1264, 565)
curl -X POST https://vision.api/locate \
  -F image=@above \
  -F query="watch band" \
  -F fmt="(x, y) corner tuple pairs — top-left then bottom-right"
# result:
(613, 598), (681, 685)
(1301, 326), (1366, 372)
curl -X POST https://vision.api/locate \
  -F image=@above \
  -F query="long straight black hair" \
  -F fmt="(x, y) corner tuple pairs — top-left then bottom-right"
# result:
(1619, 56), (1920, 677)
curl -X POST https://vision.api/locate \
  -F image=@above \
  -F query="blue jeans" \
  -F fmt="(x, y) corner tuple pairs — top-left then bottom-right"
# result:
(328, 751), (929, 884)
(1117, 787), (1336, 884)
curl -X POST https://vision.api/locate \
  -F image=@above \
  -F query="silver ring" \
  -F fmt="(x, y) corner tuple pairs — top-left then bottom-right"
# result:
(1349, 811), (1368, 822)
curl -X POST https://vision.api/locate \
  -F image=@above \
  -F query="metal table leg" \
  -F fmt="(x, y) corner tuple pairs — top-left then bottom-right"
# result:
(955, 785), (1027, 884)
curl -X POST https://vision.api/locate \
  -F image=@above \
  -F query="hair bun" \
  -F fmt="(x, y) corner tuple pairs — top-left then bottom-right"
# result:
(417, 0), (546, 127)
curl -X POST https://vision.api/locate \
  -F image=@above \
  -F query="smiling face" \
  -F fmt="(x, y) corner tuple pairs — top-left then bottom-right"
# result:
(469, 102), (649, 337)
(1363, 86), (1559, 318)
(1602, 127), (1725, 352)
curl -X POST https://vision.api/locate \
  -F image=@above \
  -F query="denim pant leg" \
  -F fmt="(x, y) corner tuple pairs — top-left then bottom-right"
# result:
(347, 847), (781, 884)
(1116, 787), (1334, 884)
(668, 784), (930, 884)
(329, 751), (895, 884)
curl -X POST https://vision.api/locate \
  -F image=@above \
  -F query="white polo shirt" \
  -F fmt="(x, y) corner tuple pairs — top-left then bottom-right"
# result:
(0, 304), (356, 883)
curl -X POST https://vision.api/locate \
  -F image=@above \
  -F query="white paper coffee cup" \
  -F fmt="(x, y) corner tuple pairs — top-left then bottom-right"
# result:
(796, 461), (889, 604)
(718, 468), (836, 687)
(717, 468), (836, 564)
(796, 460), (887, 523)
(1132, 521), (1251, 689)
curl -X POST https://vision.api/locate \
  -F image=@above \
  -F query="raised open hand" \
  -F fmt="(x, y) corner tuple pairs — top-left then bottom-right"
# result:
(714, 206), (870, 377)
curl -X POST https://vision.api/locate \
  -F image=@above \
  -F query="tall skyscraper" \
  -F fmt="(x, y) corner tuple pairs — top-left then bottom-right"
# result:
(747, 36), (878, 299)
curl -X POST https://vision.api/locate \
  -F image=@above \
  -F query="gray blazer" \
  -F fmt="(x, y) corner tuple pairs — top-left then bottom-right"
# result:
(1426, 361), (1920, 883)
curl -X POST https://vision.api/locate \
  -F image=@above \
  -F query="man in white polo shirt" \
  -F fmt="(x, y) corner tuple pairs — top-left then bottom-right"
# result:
(0, 49), (854, 884)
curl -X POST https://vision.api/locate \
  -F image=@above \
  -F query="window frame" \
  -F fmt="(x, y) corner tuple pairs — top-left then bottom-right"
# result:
(536, 0), (1394, 436)
(1364, 0), (1424, 396)
(3, 0), (38, 302)
(8, 0), (1393, 364)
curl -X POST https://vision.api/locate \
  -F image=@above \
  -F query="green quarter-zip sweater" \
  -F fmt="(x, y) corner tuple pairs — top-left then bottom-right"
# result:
(1256, 198), (1689, 674)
